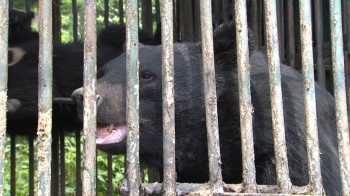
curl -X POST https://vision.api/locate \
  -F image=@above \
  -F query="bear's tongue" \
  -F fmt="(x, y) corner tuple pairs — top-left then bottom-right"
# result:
(96, 124), (127, 144)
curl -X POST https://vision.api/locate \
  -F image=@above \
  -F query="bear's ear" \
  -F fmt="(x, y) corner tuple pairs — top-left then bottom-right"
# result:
(213, 21), (256, 58)
(8, 47), (26, 66)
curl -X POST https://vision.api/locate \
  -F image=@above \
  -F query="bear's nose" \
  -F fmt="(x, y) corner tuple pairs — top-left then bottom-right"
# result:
(71, 87), (103, 108)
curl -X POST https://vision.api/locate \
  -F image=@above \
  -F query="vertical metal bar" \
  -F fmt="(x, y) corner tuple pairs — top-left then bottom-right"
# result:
(276, 0), (284, 60)
(314, 0), (325, 88)
(125, 0), (140, 194)
(26, 0), (32, 12)
(72, 0), (78, 42)
(235, 0), (257, 193)
(107, 154), (113, 195)
(199, 0), (223, 193)
(299, 1), (323, 195)
(141, 0), (153, 32)
(37, 0), (53, 194)
(119, 0), (124, 24)
(346, 0), (350, 117)
(104, 0), (109, 27)
(10, 136), (15, 196)
(29, 137), (34, 196)
(286, 0), (295, 68)
(52, 0), (61, 43)
(83, 0), (97, 194)
(60, 133), (66, 196)
(0, 1), (8, 194)
(75, 129), (82, 196)
(263, 0), (291, 193)
(161, 0), (175, 195)
(329, 1), (350, 195)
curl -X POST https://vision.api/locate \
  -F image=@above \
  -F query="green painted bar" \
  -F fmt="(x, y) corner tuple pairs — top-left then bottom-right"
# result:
(330, 0), (350, 195)
(299, 1), (323, 195)
(161, 0), (176, 195)
(83, 0), (97, 194)
(264, 0), (291, 193)
(125, 0), (140, 195)
(0, 0), (8, 195)
(37, 0), (53, 195)
(199, 0), (223, 193)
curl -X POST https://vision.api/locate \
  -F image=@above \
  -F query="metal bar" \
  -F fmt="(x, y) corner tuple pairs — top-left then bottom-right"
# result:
(263, 0), (291, 193)
(60, 133), (66, 196)
(72, 0), (78, 42)
(251, 0), (260, 49)
(141, 0), (153, 32)
(119, 0), (124, 24)
(107, 154), (113, 195)
(0, 1), (8, 194)
(314, 0), (326, 88)
(199, 0), (223, 193)
(286, 0), (295, 68)
(235, 0), (256, 193)
(346, 0), (350, 119)
(125, 0), (140, 194)
(51, 132), (59, 196)
(10, 136), (15, 196)
(76, 129), (82, 196)
(52, 0), (61, 42)
(299, 1), (323, 195)
(82, 0), (97, 193)
(104, 0), (109, 27)
(26, 0), (31, 12)
(37, 0), (53, 194)
(29, 137), (34, 196)
(329, 0), (350, 195)
(161, 0), (175, 195)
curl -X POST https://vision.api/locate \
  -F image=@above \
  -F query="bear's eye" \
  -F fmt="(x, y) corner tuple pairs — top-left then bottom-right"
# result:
(141, 72), (153, 80)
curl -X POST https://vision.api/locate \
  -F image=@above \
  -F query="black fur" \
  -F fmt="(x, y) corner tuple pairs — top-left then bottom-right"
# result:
(8, 9), (38, 44)
(72, 21), (341, 194)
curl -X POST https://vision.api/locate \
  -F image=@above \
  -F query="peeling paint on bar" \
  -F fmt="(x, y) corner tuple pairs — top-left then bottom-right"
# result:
(299, 1), (323, 195)
(314, 0), (326, 88)
(330, 0), (350, 195)
(0, 0), (8, 194)
(199, 0), (223, 194)
(161, 0), (176, 195)
(263, 0), (291, 193)
(83, 0), (97, 194)
(234, 0), (257, 193)
(125, 0), (141, 195)
(37, 0), (53, 195)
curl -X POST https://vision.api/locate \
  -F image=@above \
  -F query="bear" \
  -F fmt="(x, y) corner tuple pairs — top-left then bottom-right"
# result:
(6, 22), (160, 137)
(8, 9), (39, 44)
(72, 21), (341, 195)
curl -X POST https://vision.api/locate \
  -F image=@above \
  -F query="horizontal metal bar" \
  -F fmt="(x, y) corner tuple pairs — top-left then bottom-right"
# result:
(53, 97), (75, 104)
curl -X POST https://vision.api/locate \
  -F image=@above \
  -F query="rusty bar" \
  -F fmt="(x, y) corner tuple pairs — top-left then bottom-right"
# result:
(37, 0), (53, 194)
(125, 0), (140, 194)
(299, 1), (323, 195)
(329, 0), (350, 195)
(286, 0), (295, 68)
(119, 0), (124, 24)
(10, 136), (15, 196)
(104, 0), (109, 27)
(235, 0), (257, 193)
(60, 133), (66, 196)
(76, 129), (82, 196)
(0, 1), (8, 194)
(83, 0), (97, 194)
(72, 0), (78, 42)
(161, 0), (176, 195)
(29, 137), (34, 196)
(199, 0), (223, 193)
(107, 154), (113, 195)
(314, 0), (326, 88)
(263, 0), (291, 193)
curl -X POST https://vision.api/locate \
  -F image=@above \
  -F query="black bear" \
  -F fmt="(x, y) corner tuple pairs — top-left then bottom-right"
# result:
(7, 21), (160, 136)
(8, 9), (39, 44)
(72, 21), (341, 195)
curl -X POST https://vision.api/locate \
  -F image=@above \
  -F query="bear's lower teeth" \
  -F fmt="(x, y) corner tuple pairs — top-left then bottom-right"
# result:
(107, 124), (114, 133)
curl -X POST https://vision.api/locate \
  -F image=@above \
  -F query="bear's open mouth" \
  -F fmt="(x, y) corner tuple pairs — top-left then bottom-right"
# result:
(96, 123), (127, 145)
